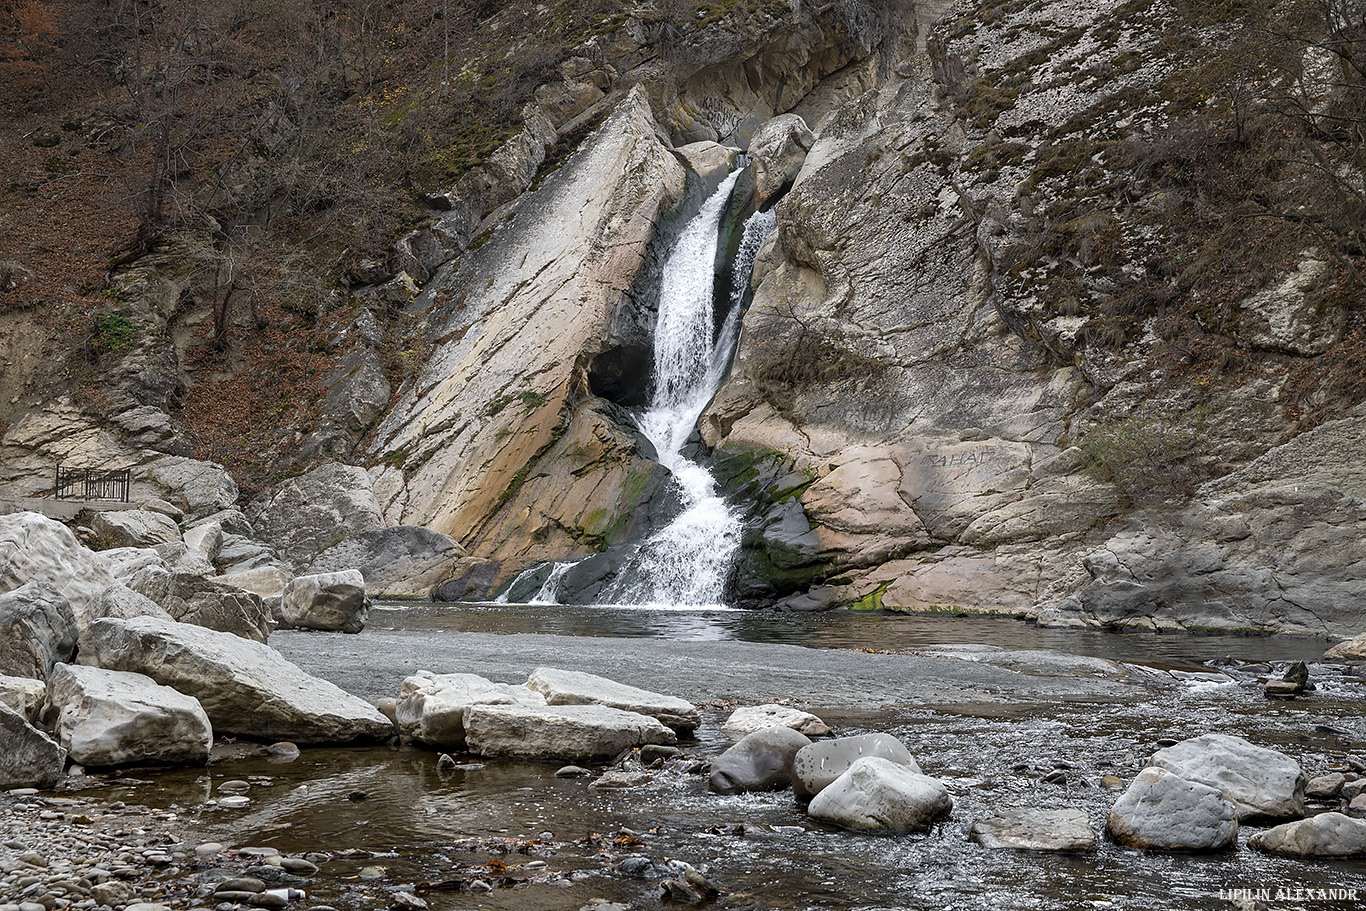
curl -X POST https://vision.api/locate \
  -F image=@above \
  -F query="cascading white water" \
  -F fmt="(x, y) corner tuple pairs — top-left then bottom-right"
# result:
(601, 174), (777, 607)
(493, 173), (777, 607)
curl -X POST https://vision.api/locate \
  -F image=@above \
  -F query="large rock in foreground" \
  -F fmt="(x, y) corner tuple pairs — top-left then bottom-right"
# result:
(1106, 768), (1238, 851)
(1249, 812), (1366, 856)
(279, 570), (368, 633)
(0, 581), (77, 680)
(307, 527), (463, 598)
(48, 663), (212, 767)
(0, 702), (64, 789)
(526, 667), (699, 733)
(463, 703), (676, 760)
(793, 733), (919, 800)
(970, 808), (1096, 852)
(806, 757), (953, 833)
(0, 512), (114, 627)
(395, 671), (545, 749)
(1149, 733), (1305, 820)
(80, 617), (391, 744)
(709, 726), (812, 794)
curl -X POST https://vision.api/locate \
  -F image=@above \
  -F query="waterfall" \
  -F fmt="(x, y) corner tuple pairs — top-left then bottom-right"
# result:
(493, 171), (777, 607)
(601, 173), (775, 607)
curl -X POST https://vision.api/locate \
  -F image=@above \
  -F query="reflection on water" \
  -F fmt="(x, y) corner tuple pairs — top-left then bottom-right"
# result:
(72, 603), (1366, 911)
(85, 690), (1366, 911)
(370, 601), (1336, 668)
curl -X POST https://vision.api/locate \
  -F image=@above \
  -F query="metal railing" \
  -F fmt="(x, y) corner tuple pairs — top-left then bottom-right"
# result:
(55, 465), (131, 502)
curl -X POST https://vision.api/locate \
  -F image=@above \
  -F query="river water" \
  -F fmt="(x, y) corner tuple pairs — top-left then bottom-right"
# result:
(74, 607), (1366, 911)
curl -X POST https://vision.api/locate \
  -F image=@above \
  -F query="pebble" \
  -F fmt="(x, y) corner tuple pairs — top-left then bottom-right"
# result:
(555, 766), (592, 778)
(196, 843), (227, 858)
(390, 893), (427, 911)
(216, 877), (267, 893)
(435, 754), (456, 770)
(247, 893), (288, 909)
(218, 797), (251, 809)
(218, 781), (251, 792)
(280, 858), (318, 875)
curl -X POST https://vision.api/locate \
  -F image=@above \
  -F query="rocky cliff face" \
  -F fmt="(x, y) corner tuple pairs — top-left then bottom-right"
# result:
(4, 0), (1363, 634)
(700, 0), (1366, 634)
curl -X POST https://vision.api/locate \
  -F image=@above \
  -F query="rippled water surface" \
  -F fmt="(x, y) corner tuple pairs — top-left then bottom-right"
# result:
(85, 607), (1366, 911)
(369, 601), (1337, 667)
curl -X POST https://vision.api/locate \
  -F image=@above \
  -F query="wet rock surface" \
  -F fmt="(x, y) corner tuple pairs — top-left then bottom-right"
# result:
(1106, 768), (1239, 852)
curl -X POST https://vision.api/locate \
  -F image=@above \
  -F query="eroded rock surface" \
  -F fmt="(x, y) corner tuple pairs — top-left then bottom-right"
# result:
(79, 616), (391, 744)
(806, 757), (953, 833)
(1106, 768), (1238, 852)
(47, 663), (212, 767)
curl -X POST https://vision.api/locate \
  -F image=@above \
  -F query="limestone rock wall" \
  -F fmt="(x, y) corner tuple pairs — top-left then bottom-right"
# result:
(700, 0), (1366, 632)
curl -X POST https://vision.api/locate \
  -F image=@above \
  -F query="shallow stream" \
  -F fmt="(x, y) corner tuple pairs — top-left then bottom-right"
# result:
(74, 608), (1366, 911)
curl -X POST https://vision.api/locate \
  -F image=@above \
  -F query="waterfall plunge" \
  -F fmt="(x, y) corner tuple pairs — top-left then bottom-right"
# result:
(505, 173), (777, 607)
(601, 174), (777, 607)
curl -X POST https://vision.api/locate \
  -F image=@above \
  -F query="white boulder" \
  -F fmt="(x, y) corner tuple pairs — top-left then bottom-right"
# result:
(47, 663), (212, 767)
(0, 581), (77, 680)
(1149, 733), (1305, 820)
(0, 673), (46, 722)
(79, 616), (392, 744)
(1106, 767), (1238, 851)
(463, 703), (676, 761)
(90, 510), (181, 548)
(128, 565), (272, 642)
(793, 733), (920, 800)
(1249, 812), (1366, 856)
(0, 512), (115, 627)
(526, 667), (699, 733)
(0, 702), (64, 789)
(806, 757), (953, 833)
(723, 704), (829, 740)
(279, 570), (368, 633)
(970, 808), (1096, 851)
(395, 671), (545, 748)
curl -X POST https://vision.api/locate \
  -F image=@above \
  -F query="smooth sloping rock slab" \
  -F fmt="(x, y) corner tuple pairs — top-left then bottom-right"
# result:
(395, 672), (545, 749)
(793, 733), (920, 800)
(0, 673), (45, 722)
(971, 808), (1096, 851)
(0, 512), (115, 628)
(0, 702), (64, 789)
(807, 757), (953, 833)
(723, 704), (829, 740)
(463, 703), (676, 761)
(80, 617), (391, 744)
(48, 663), (212, 767)
(710, 726), (812, 794)
(306, 527), (464, 598)
(279, 570), (368, 633)
(128, 566), (272, 642)
(1249, 812), (1366, 856)
(90, 510), (182, 548)
(1106, 767), (1238, 851)
(0, 581), (77, 680)
(526, 667), (699, 733)
(1149, 733), (1305, 820)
